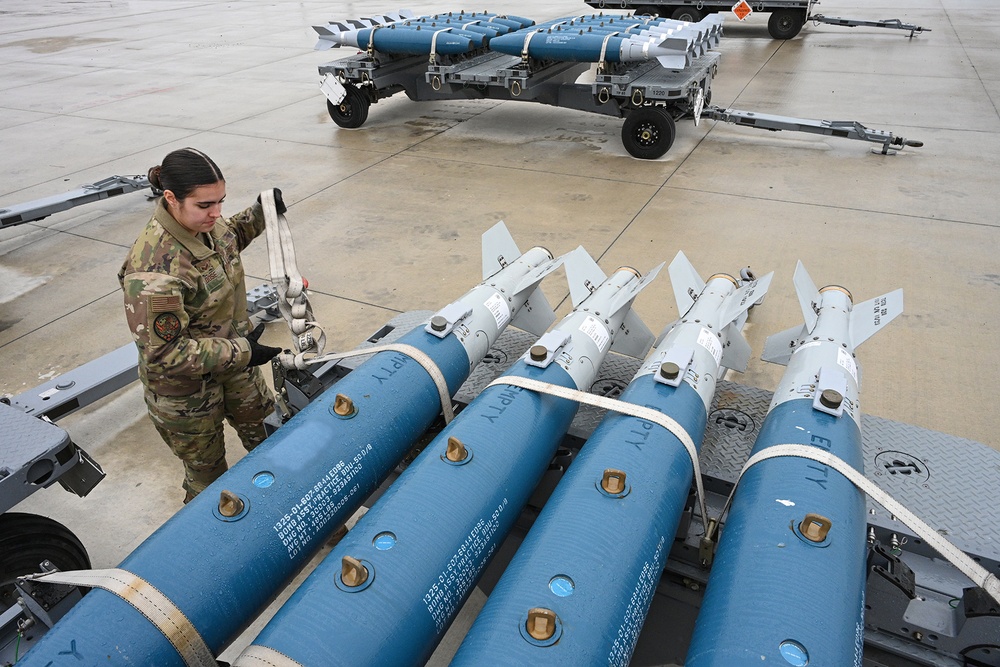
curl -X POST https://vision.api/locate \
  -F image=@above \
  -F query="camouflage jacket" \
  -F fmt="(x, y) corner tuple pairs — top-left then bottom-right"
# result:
(119, 199), (266, 396)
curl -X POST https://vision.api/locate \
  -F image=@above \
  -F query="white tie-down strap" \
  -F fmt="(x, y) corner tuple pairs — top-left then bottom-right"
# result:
(520, 29), (540, 61)
(20, 568), (215, 667)
(260, 188), (327, 359)
(597, 31), (620, 73)
(429, 27), (453, 64)
(485, 375), (708, 531)
(234, 645), (305, 667)
(726, 444), (1000, 606)
(280, 343), (455, 423)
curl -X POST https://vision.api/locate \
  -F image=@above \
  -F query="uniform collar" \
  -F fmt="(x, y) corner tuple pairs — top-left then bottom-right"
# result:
(154, 199), (216, 261)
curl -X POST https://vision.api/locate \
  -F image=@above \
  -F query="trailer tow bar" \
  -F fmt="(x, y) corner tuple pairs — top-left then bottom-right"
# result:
(809, 15), (930, 38)
(698, 106), (924, 155)
(0, 175), (155, 229)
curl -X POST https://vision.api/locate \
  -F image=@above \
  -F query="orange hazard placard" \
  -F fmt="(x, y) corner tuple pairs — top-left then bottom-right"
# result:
(732, 0), (753, 20)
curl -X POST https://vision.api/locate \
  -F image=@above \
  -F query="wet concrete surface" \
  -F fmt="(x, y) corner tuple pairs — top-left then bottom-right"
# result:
(1, 0), (997, 664)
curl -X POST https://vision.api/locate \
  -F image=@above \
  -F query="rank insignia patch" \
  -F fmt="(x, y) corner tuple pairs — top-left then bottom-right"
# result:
(153, 312), (182, 342)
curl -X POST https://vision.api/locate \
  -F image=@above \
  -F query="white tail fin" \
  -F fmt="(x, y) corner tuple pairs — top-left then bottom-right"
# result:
(721, 321), (753, 371)
(481, 220), (521, 281)
(765, 263), (902, 363)
(656, 54), (691, 69)
(670, 255), (772, 372)
(612, 309), (655, 359)
(718, 271), (773, 329)
(510, 286), (556, 336)
(313, 24), (342, 50)
(480, 220), (563, 336)
(339, 18), (376, 29)
(604, 262), (662, 359)
(850, 288), (903, 349)
(508, 254), (567, 336)
(607, 261), (664, 318)
(564, 247), (607, 308)
(762, 323), (808, 366)
(668, 251), (705, 318)
(793, 260), (820, 333)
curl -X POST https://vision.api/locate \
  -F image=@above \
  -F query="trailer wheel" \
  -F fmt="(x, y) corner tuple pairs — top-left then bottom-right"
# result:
(327, 83), (370, 129)
(622, 106), (676, 159)
(671, 6), (703, 22)
(768, 9), (805, 39)
(0, 513), (90, 611)
(635, 5), (660, 17)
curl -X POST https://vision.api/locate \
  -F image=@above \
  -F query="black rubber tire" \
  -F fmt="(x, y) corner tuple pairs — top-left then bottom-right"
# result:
(671, 6), (703, 22)
(326, 83), (370, 129)
(0, 513), (91, 610)
(622, 106), (676, 159)
(634, 5), (660, 17)
(768, 9), (805, 39)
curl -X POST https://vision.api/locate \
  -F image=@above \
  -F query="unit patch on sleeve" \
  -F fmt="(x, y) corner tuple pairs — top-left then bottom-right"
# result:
(153, 312), (182, 342)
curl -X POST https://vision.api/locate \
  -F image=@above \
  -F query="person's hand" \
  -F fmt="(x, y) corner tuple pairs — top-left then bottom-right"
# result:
(246, 323), (281, 367)
(257, 188), (286, 215)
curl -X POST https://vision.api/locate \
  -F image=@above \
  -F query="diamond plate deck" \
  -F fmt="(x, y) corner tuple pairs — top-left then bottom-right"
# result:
(0, 402), (73, 510)
(0, 403), (69, 472)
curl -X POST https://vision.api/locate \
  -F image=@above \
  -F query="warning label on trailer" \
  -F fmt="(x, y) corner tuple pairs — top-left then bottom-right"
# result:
(732, 0), (753, 21)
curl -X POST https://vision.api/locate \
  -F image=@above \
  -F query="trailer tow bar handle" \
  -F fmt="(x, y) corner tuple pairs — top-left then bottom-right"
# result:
(0, 175), (153, 229)
(699, 106), (924, 155)
(809, 15), (930, 38)
(833, 120), (924, 155)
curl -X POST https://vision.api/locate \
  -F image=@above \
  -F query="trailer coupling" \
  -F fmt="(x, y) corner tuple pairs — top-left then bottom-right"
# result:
(699, 106), (924, 155)
(809, 15), (930, 38)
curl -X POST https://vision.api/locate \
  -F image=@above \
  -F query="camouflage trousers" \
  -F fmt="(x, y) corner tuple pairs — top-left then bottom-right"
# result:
(144, 366), (272, 501)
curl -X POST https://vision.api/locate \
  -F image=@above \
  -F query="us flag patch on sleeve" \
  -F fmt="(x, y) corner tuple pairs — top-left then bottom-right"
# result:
(149, 294), (182, 313)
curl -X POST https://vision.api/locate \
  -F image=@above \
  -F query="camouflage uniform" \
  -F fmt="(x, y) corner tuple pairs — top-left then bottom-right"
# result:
(119, 199), (272, 500)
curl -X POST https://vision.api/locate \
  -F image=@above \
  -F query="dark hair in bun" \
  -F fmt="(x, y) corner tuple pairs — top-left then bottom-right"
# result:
(147, 148), (224, 201)
(147, 165), (163, 191)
